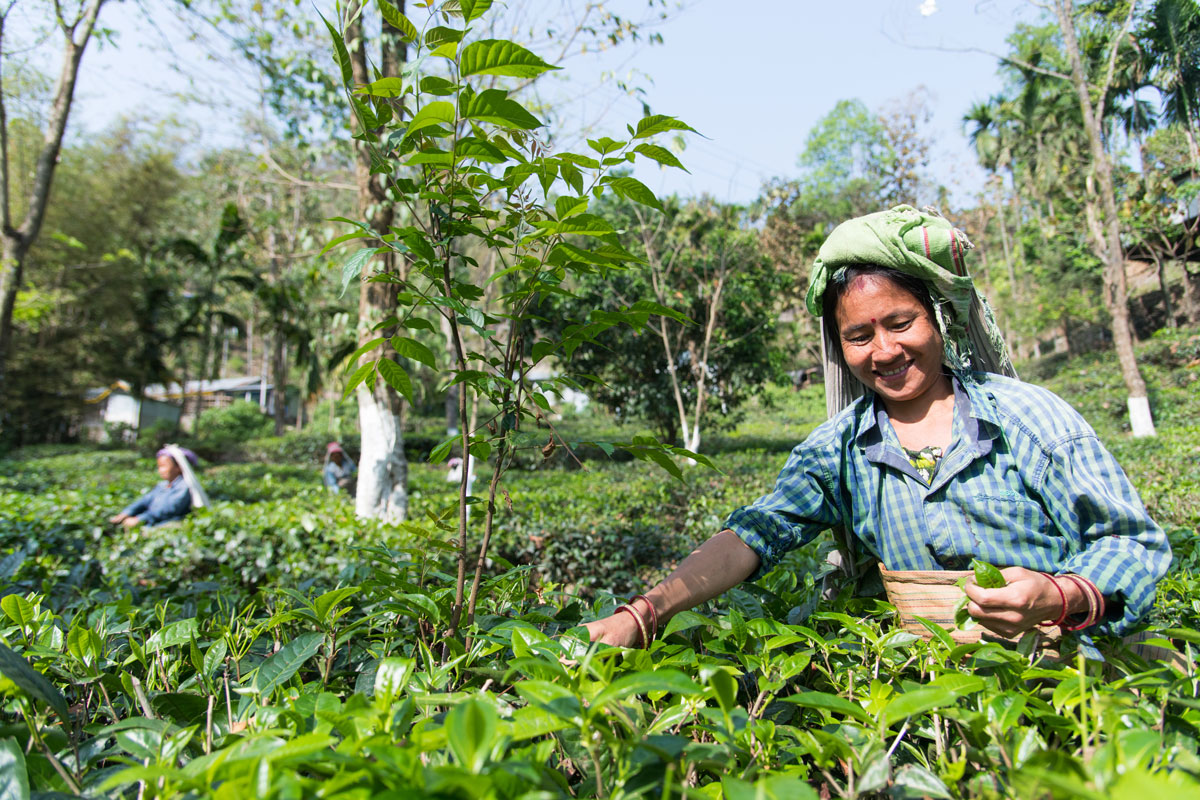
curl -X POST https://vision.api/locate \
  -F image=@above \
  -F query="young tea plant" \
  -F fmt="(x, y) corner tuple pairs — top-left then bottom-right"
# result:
(322, 0), (714, 644)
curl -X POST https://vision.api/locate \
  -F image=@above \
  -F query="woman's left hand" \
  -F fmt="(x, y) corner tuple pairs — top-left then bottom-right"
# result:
(962, 567), (1065, 638)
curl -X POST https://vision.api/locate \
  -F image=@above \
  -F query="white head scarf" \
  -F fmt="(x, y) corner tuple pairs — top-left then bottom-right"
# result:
(161, 444), (209, 509)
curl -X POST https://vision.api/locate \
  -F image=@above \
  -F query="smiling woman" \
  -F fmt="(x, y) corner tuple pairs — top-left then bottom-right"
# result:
(825, 266), (954, 450)
(585, 205), (1171, 657)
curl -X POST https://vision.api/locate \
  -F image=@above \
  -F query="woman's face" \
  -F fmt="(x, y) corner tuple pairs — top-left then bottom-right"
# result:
(156, 455), (182, 482)
(834, 274), (945, 407)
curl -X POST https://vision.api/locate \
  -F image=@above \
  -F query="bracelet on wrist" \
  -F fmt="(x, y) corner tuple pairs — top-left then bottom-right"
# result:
(1039, 574), (1068, 629)
(1059, 574), (1101, 632)
(631, 594), (658, 643)
(615, 604), (648, 648)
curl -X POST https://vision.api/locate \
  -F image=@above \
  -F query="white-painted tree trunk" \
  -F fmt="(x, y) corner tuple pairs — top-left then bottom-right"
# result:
(1127, 396), (1156, 438)
(1053, 0), (1156, 438)
(354, 382), (409, 523)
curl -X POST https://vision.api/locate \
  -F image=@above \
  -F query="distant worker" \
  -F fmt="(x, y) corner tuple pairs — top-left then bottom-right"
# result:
(109, 445), (209, 529)
(324, 442), (357, 496)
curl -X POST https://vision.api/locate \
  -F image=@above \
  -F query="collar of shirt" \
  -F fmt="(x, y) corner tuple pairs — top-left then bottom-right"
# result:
(851, 371), (1004, 490)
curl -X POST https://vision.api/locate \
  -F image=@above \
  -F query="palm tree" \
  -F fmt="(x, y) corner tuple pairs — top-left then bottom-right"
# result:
(1142, 0), (1200, 164)
(161, 204), (253, 421)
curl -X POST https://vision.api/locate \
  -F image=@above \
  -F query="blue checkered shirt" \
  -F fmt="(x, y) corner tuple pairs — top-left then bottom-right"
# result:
(725, 372), (1170, 635)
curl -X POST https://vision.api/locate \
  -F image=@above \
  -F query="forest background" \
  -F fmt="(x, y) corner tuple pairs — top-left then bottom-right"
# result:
(0, 0), (1194, 456)
(1, 0), (1198, 464)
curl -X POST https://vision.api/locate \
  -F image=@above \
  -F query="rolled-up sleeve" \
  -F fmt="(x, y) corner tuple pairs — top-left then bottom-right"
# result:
(1038, 433), (1171, 635)
(121, 490), (153, 519)
(139, 480), (193, 527)
(724, 440), (844, 579)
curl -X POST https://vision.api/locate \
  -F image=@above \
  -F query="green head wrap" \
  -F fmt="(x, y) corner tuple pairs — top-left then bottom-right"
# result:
(806, 204), (1011, 376)
(806, 205), (1014, 417)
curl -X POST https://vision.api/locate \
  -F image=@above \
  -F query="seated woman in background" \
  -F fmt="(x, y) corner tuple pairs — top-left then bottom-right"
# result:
(585, 205), (1170, 655)
(109, 445), (209, 529)
(324, 442), (356, 496)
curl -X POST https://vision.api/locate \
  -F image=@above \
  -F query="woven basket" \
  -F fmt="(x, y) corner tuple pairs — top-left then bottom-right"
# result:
(878, 563), (1062, 651)
(879, 564), (1196, 668)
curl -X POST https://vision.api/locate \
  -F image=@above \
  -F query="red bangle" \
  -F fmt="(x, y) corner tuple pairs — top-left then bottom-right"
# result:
(1081, 576), (1106, 621)
(1040, 575), (1068, 628)
(614, 604), (647, 648)
(631, 594), (658, 642)
(1059, 575), (1090, 630)
(1060, 574), (1098, 631)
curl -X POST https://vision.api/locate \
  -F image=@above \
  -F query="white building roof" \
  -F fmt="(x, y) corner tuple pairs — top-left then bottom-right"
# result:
(143, 376), (270, 399)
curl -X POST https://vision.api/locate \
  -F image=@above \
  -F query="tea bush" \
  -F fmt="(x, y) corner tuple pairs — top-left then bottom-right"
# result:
(0, 339), (1198, 797)
(191, 400), (274, 456)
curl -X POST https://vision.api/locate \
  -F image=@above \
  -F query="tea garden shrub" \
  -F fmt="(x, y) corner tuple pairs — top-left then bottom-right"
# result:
(191, 400), (275, 457)
(2, 335), (1200, 797)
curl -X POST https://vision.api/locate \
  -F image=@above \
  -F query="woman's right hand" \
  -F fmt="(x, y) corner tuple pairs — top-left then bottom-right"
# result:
(582, 612), (644, 648)
(580, 530), (759, 649)
(109, 513), (127, 525)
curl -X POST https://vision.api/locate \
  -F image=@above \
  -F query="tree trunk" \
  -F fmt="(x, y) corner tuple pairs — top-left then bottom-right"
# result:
(355, 375), (410, 522)
(0, 236), (28, 400)
(273, 337), (287, 435)
(349, 1), (410, 519)
(355, 280), (409, 522)
(1183, 265), (1200, 325)
(266, 201), (287, 436)
(1059, 313), (1073, 356)
(245, 314), (254, 377)
(194, 316), (213, 424)
(441, 313), (460, 434)
(656, 314), (691, 448)
(0, 0), (106, 407)
(176, 357), (192, 432)
(259, 332), (269, 411)
(685, 268), (726, 455)
(1054, 0), (1155, 437)
(1156, 254), (1175, 328)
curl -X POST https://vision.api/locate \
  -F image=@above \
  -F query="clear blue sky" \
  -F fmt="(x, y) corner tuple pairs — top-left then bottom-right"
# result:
(58, 0), (1040, 207)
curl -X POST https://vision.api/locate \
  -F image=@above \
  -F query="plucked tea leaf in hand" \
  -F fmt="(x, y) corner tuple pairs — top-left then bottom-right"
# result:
(972, 559), (1008, 589)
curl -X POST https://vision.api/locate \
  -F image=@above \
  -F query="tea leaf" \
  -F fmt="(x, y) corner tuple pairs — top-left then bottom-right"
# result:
(459, 39), (557, 79)
(893, 765), (953, 799)
(250, 632), (323, 696)
(0, 737), (29, 800)
(972, 559), (1008, 589)
(883, 686), (958, 727)
(0, 644), (69, 720)
(782, 691), (872, 725)
(0, 596), (34, 629)
(446, 698), (498, 774)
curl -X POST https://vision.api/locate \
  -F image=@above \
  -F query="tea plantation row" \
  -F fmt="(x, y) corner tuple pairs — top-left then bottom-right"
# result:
(1, 332), (1198, 798)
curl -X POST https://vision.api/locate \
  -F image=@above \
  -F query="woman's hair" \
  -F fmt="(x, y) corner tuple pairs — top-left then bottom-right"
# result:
(820, 263), (939, 328)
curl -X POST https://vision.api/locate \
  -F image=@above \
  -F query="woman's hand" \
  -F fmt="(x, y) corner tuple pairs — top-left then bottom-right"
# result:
(579, 530), (759, 649)
(121, 516), (142, 529)
(109, 513), (127, 525)
(582, 612), (644, 648)
(962, 566), (1079, 638)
